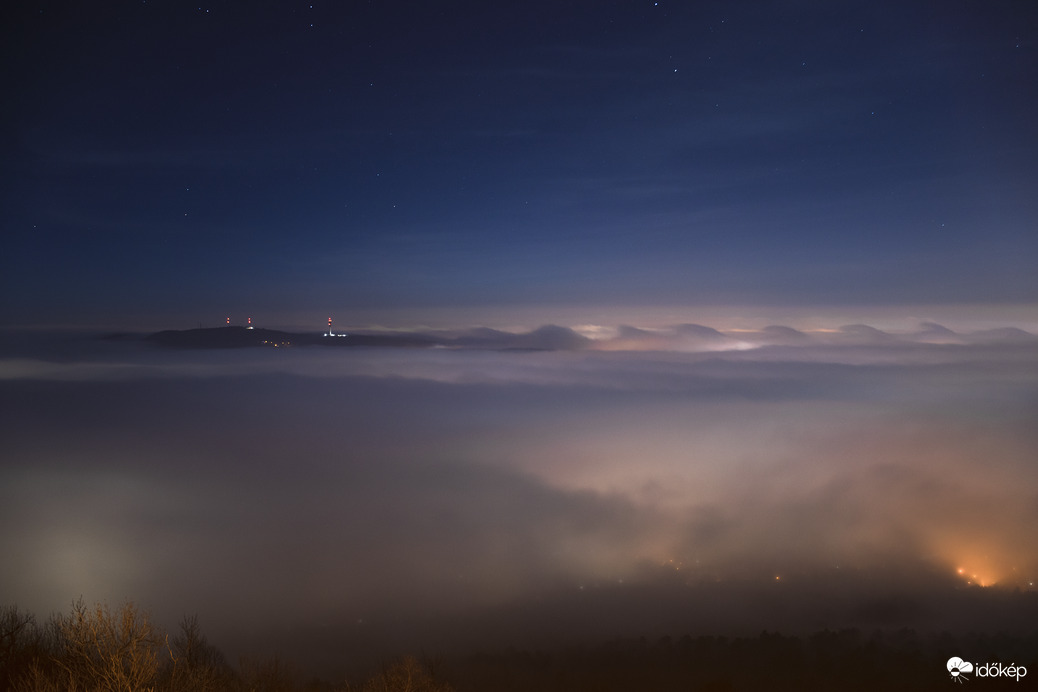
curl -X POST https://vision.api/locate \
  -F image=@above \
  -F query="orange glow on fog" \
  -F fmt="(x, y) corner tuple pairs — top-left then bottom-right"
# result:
(937, 536), (1010, 588)
(956, 566), (996, 587)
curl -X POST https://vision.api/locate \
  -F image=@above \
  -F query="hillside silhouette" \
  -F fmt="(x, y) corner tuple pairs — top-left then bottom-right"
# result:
(146, 326), (437, 349)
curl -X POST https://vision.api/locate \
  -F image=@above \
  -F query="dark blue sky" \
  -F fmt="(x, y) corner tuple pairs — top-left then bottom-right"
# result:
(4, 0), (1036, 328)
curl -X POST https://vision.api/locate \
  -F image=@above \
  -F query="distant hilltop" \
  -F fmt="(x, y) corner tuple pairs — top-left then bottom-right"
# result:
(145, 323), (601, 351)
(143, 321), (1036, 352)
(146, 326), (436, 349)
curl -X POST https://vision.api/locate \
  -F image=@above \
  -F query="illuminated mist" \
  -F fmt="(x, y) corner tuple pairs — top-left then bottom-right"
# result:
(1, 323), (1035, 675)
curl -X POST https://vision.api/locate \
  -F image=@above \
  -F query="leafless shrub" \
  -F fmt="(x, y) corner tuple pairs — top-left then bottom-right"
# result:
(59, 599), (162, 692)
(163, 615), (231, 692)
(9, 599), (163, 692)
(237, 654), (299, 692)
(346, 656), (453, 692)
(1, 606), (44, 692)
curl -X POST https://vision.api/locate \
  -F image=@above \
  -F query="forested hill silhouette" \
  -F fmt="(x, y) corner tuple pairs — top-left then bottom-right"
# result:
(142, 322), (1038, 351)
(143, 324), (594, 350)
(146, 326), (437, 349)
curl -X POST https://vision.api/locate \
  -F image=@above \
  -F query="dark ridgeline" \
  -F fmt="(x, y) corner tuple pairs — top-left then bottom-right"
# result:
(142, 325), (594, 351)
(145, 326), (438, 349)
(441, 629), (1038, 692)
(3, 602), (1036, 691)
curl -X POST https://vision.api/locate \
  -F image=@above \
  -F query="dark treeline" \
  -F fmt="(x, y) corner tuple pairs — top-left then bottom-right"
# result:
(3, 601), (1035, 691)
(444, 628), (1037, 691)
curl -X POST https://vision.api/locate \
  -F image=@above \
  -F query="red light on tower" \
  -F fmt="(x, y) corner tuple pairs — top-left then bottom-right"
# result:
(248, 317), (252, 326)
(226, 317), (230, 325)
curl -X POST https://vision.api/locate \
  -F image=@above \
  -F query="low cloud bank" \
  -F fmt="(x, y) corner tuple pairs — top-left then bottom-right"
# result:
(0, 324), (1035, 672)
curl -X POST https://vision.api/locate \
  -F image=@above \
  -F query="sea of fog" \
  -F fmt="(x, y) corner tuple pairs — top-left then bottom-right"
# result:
(1, 327), (1036, 674)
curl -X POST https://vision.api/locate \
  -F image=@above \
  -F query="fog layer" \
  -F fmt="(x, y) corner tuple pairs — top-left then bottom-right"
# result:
(1, 327), (1036, 673)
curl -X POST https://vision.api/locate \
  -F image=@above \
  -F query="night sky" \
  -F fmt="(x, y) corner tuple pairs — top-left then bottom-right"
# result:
(2, 0), (1038, 683)
(4, 0), (1035, 329)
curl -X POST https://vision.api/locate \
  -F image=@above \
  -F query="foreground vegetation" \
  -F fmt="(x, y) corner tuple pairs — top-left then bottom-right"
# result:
(0, 601), (449, 692)
(3, 600), (1036, 691)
